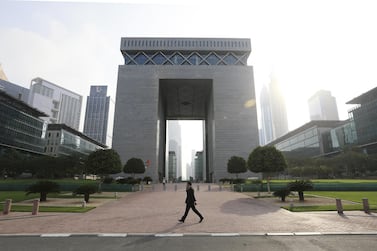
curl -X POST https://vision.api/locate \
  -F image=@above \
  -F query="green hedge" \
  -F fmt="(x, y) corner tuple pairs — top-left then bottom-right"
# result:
(0, 183), (139, 192)
(234, 182), (377, 192)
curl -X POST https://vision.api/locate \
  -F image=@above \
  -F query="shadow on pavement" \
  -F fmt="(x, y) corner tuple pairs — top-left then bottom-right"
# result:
(220, 197), (281, 216)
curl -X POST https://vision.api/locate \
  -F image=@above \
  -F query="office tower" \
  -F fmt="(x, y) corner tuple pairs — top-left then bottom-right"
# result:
(28, 77), (82, 130)
(83, 85), (110, 145)
(260, 74), (289, 144)
(113, 37), (258, 181)
(194, 151), (204, 181)
(308, 90), (339, 121)
(167, 120), (182, 178)
(168, 151), (177, 181)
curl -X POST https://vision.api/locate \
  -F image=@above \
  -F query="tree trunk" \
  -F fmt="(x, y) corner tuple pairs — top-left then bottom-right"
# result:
(84, 193), (90, 203)
(281, 195), (286, 202)
(40, 192), (47, 202)
(298, 191), (304, 201)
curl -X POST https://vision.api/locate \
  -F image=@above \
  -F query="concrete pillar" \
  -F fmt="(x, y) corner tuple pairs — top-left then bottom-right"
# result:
(140, 184), (144, 191)
(208, 185), (211, 191)
(197, 185), (200, 191)
(219, 185), (222, 191)
(174, 184), (177, 192)
(3, 199), (12, 215)
(82, 200), (86, 208)
(32, 199), (39, 215)
(362, 198), (370, 213)
(114, 192), (118, 199)
(336, 198), (343, 214)
(241, 184), (244, 193)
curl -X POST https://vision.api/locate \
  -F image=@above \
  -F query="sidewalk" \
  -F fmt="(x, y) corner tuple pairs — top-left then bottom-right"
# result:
(1, 183), (376, 234)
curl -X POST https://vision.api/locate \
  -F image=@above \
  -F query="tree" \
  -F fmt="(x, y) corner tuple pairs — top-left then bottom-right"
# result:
(85, 149), (122, 176)
(273, 188), (291, 202)
(0, 148), (25, 177)
(227, 156), (247, 178)
(248, 146), (287, 175)
(247, 146), (287, 192)
(73, 184), (98, 203)
(25, 181), (60, 202)
(288, 180), (313, 201)
(123, 158), (145, 177)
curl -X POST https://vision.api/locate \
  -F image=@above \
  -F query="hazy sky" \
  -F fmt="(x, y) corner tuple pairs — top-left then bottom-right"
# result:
(1, 0), (377, 169)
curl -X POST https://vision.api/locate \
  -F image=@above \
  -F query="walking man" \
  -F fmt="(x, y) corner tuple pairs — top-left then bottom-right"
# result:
(179, 181), (204, 223)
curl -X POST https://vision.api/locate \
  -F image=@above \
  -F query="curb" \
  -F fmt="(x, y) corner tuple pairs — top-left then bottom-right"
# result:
(1, 232), (377, 237)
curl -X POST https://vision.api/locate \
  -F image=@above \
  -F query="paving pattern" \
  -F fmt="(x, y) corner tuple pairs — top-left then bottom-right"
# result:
(1, 183), (376, 234)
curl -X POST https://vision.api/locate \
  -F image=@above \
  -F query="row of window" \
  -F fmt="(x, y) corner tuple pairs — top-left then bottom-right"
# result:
(123, 51), (248, 66)
(0, 103), (45, 129)
(32, 83), (54, 98)
(125, 39), (249, 49)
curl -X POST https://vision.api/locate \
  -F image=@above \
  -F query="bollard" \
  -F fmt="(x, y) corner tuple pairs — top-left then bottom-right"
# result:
(197, 185), (200, 191)
(241, 184), (244, 193)
(3, 199), (12, 215)
(114, 192), (118, 199)
(152, 184), (155, 191)
(257, 190), (260, 197)
(336, 198), (343, 214)
(163, 184), (166, 191)
(82, 200), (86, 208)
(208, 184), (211, 191)
(362, 198), (370, 213)
(219, 185), (222, 191)
(174, 184), (177, 192)
(140, 184), (144, 191)
(32, 199), (39, 215)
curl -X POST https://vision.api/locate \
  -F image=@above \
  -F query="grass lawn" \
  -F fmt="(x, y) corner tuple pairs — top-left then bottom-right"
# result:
(282, 204), (377, 212)
(306, 191), (377, 205)
(0, 191), (39, 202)
(0, 204), (94, 213)
(0, 178), (98, 185)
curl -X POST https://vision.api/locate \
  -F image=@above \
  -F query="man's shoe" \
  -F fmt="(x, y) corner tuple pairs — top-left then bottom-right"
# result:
(178, 219), (184, 223)
(199, 217), (204, 223)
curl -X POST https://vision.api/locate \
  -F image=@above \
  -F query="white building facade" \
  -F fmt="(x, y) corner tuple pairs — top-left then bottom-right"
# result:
(28, 77), (82, 130)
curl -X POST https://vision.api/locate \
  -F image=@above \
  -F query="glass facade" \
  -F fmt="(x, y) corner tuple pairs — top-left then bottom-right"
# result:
(168, 151), (177, 181)
(46, 124), (105, 157)
(349, 98), (377, 145)
(0, 92), (46, 154)
(83, 86), (110, 145)
(123, 51), (248, 66)
(274, 127), (321, 157)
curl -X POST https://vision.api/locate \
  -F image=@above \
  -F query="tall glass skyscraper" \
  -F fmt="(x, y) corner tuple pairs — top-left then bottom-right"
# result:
(260, 73), (289, 144)
(308, 90), (339, 121)
(83, 86), (110, 145)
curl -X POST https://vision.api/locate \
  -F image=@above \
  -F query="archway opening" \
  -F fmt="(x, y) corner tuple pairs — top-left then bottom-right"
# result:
(166, 120), (205, 182)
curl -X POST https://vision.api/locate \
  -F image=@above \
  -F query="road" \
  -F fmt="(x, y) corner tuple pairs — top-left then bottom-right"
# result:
(1, 235), (376, 251)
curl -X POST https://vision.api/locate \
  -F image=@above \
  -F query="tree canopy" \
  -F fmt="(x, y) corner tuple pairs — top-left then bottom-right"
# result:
(227, 156), (247, 177)
(123, 157), (145, 176)
(247, 146), (287, 176)
(85, 149), (122, 176)
(25, 180), (60, 202)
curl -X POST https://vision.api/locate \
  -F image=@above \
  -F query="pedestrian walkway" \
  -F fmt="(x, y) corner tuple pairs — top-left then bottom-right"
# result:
(1, 183), (376, 234)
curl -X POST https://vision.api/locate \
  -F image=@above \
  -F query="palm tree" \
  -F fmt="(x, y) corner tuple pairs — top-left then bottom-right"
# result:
(73, 184), (98, 203)
(288, 180), (313, 201)
(273, 188), (291, 202)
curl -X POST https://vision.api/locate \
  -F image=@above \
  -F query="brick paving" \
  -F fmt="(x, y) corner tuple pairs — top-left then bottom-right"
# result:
(1, 183), (376, 234)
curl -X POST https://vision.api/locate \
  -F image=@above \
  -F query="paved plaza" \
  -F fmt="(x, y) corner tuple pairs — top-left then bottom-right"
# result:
(1, 183), (376, 234)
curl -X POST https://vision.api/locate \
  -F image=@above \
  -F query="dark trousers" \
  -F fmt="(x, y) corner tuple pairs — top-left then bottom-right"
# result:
(181, 204), (203, 221)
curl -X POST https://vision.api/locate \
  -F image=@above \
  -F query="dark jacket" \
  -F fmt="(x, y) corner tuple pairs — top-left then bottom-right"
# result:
(185, 187), (196, 205)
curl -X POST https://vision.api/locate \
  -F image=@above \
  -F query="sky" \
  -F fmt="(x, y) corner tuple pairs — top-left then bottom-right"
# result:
(1, 0), (377, 172)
